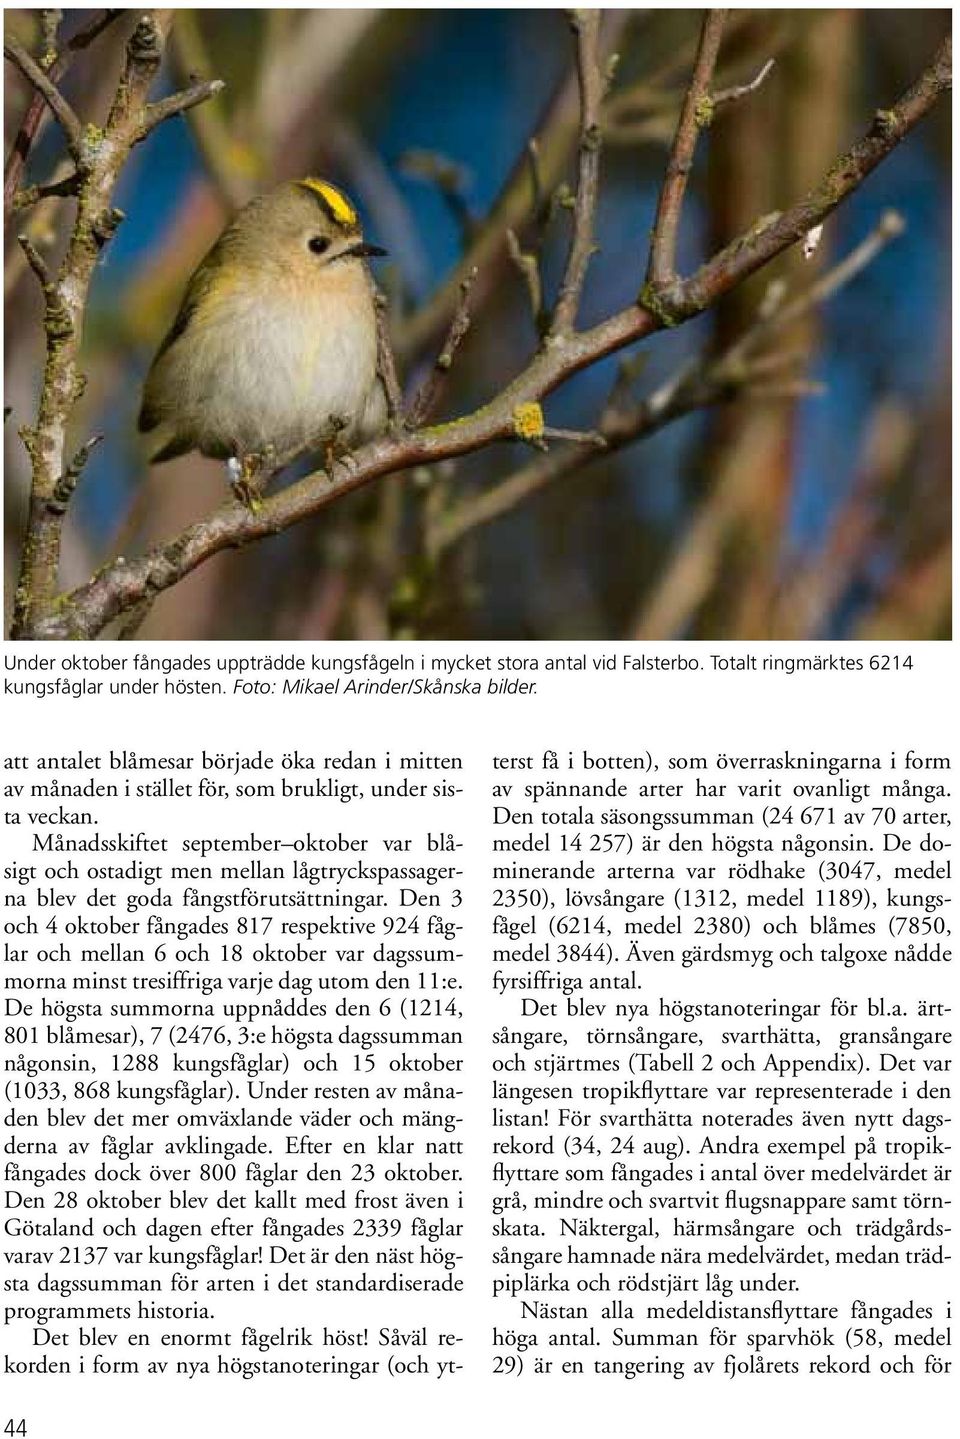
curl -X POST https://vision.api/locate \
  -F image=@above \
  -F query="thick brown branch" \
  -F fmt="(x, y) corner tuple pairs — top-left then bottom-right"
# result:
(646, 9), (728, 287)
(3, 33), (83, 159)
(15, 30), (951, 639)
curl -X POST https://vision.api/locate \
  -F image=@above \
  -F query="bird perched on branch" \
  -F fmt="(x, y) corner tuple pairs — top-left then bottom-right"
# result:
(138, 178), (388, 505)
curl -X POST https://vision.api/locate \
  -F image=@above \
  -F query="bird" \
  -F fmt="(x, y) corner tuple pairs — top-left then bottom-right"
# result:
(138, 178), (388, 503)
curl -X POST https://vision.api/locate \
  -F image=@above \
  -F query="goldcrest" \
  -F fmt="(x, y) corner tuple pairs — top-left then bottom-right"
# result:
(139, 178), (388, 473)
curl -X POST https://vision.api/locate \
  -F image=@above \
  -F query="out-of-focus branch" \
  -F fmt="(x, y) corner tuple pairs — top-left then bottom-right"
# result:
(255, 8), (383, 152)
(169, 10), (253, 209)
(395, 10), (633, 365)
(772, 401), (913, 639)
(12, 25), (951, 639)
(397, 149), (477, 247)
(633, 210), (913, 641)
(3, 34), (83, 159)
(646, 9), (728, 288)
(505, 228), (546, 333)
(66, 10), (124, 53)
(856, 542), (951, 641)
(603, 55), (775, 149)
(714, 208), (906, 372)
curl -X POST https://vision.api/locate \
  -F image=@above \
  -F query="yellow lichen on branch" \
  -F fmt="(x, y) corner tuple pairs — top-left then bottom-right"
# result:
(512, 401), (546, 443)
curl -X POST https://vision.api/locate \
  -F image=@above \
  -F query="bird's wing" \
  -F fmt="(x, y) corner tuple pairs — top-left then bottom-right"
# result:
(138, 241), (224, 434)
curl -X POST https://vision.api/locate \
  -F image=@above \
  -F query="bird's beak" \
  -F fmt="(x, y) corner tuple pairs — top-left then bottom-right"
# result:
(348, 241), (388, 259)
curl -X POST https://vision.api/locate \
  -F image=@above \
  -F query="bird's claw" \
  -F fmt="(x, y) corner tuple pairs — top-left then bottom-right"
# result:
(229, 449), (275, 512)
(330, 450), (360, 484)
(323, 424), (356, 485)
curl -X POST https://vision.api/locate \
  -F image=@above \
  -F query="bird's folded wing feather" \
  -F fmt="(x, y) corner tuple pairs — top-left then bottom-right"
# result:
(138, 242), (224, 434)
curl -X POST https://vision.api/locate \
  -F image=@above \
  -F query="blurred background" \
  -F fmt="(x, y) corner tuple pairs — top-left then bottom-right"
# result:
(4, 8), (952, 640)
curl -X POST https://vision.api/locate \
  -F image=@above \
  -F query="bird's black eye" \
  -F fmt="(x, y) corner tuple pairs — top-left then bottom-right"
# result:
(308, 235), (330, 255)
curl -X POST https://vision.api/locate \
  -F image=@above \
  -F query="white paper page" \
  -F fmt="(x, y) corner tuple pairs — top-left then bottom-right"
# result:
(1, 643), (956, 1439)
(2, 6), (954, 1438)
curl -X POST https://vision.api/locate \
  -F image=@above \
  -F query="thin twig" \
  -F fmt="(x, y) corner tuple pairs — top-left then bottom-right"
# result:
(141, 79), (226, 137)
(542, 426), (606, 447)
(505, 228), (545, 332)
(10, 169), (80, 212)
(409, 268), (478, 427)
(3, 33), (83, 158)
(47, 434), (103, 514)
(16, 232), (52, 287)
(374, 291), (404, 433)
(549, 9), (606, 336)
(712, 57), (775, 112)
(646, 9), (728, 288)
(526, 138), (545, 217)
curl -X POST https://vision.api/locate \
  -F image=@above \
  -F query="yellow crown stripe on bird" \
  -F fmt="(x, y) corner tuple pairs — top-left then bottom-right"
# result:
(298, 178), (358, 228)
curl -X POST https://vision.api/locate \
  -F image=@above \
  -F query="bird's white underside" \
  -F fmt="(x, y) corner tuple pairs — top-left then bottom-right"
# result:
(165, 261), (384, 461)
